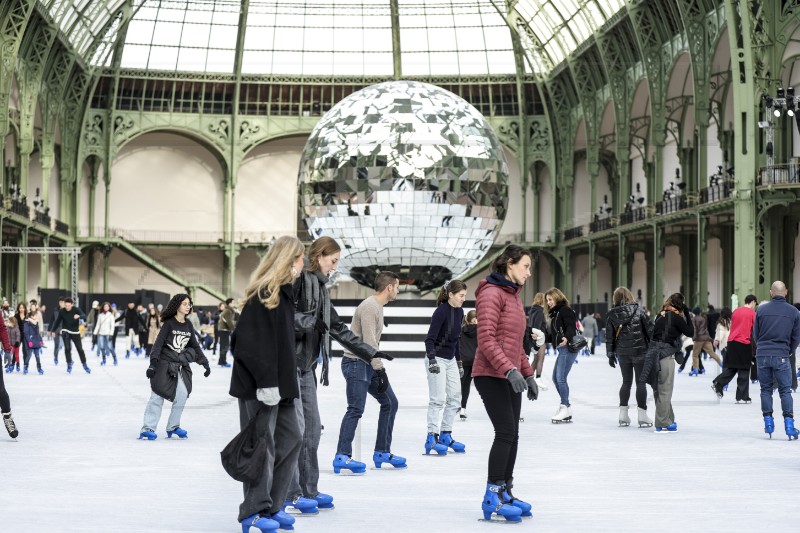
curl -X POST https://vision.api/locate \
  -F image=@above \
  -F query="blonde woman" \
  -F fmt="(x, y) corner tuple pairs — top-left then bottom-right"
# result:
(546, 288), (579, 423)
(230, 235), (305, 533)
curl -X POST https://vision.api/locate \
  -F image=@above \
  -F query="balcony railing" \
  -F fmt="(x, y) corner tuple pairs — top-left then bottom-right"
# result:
(9, 198), (29, 218)
(700, 181), (733, 203)
(564, 226), (584, 241)
(54, 220), (69, 234)
(589, 217), (614, 233)
(34, 212), (51, 227)
(655, 195), (687, 215)
(758, 163), (800, 185)
(619, 207), (648, 225)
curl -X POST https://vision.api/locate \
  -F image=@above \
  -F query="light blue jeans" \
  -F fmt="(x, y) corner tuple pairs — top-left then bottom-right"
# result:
(552, 346), (578, 406)
(426, 357), (461, 433)
(97, 335), (112, 359)
(141, 373), (189, 432)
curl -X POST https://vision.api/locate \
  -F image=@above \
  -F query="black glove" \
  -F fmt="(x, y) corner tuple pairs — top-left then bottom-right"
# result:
(506, 368), (527, 394)
(203, 365), (211, 378)
(608, 356), (616, 368)
(146, 366), (156, 379)
(314, 319), (329, 335)
(375, 368), (389, 393)
(525, 376), (538, 401)
(457, 360), (465, 379)
(427, 358), (440, 374)
(374, 351), (394, 361)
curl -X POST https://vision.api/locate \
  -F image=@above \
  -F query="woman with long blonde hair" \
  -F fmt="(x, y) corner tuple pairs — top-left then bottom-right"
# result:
(229, 235), (306, 533)
(546, 287), (579, 423)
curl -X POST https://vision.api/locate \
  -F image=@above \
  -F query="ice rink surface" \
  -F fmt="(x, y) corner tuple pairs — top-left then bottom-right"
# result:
(1, 339), (797, 533)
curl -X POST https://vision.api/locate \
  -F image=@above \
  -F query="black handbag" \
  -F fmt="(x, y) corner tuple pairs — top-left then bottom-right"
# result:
(568, 334), (588, 353)
(220, 406), (267, 484)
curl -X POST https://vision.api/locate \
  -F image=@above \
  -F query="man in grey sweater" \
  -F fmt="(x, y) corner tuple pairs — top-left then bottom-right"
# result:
(333, 271), (406, 473)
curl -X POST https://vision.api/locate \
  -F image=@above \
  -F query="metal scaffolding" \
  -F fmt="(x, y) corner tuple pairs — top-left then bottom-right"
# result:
(0, 246), (80, 303)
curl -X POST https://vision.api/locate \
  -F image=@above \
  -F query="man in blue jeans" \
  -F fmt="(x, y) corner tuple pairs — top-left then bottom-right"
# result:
(333, 271), (405, 473)
(752, 280), (800, 440)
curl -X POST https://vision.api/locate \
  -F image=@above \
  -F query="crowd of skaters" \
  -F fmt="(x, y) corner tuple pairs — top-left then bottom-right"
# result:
(1, 238), (800, 531)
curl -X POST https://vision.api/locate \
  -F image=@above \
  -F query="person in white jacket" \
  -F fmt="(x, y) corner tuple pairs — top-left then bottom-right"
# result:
(93, 302), (118, 366)
(713, 307), (732, 359)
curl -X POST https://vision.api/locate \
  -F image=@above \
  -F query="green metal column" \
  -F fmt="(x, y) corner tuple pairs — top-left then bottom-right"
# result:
(16, 227), (27, 302)
(40, 235), (49, 291)
(88, 158), (98, 236)
(680, 234), (697, 302)
(87, 247), (94, 294)
(102, 245), (111, 293)
(617, 233), (628, 289)
(562, 249), (573, 300)
(697, 214), (708, 308)
(589, 240), (597, 305)
(720, 226), (734, 307)
(389, 0), (402, 80)
(652, 225), (664, 312)
(724, 0), (758, 299)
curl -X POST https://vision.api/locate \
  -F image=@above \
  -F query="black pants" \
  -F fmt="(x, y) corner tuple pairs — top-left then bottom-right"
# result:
(63, 333), (87, 365)
(0, 368), (10, 412)
(218, 331), (231, 365)
(713, 367), (751, 401)
(474, 376), (521, 484)
(460, 363), (473, 409)
(618, 356), (646, 409)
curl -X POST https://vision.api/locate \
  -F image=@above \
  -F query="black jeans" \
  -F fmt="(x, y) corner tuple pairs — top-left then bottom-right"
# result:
(0, 368), (10, 412)
(713, 367), (751, 400)
(460, 363), (473, 409)
(618, 356), (646, 409)
(474, 376), (521, 484)
(63, 333), (87, 365)
(218, 331), (231, 365)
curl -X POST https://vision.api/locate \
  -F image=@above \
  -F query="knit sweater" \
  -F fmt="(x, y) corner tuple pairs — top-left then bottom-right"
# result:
(344, 295), (385, 370)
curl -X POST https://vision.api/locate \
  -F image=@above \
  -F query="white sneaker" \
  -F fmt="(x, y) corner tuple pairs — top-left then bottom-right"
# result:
(551, 404), (572, 424)
(534, 377), (549, 391)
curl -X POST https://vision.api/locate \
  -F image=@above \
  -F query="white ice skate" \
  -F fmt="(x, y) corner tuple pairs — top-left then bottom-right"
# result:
(618, 406), (630, 427)
(637, 407), (653, 428)
(551, 404), (572, 424)
(534, 376), (549, 391)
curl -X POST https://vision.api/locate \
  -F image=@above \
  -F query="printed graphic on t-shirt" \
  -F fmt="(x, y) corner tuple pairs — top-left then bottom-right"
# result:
(168, 331), (191, 353)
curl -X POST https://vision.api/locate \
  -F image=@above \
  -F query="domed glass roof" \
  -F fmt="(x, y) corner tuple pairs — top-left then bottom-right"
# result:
(43, 0), (625, 76)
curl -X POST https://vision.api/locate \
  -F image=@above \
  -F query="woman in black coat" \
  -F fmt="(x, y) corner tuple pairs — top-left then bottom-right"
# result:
(458, 309), (478, 419)
(546, 288), (578, 423)
(605, 286), (654, 428)
(229, 235), (306, 533)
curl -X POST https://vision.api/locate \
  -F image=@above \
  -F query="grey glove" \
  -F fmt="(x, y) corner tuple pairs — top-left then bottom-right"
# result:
(505, 368), (527, 394)
(525, 376), (538, 401)
(427, 358), (440, 374)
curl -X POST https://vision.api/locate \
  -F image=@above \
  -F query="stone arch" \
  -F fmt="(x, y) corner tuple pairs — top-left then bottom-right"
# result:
(630, 79), (651, 202)
(572, 119), (591, 226)
(663, 52), (695, 195)
(108, 131), (227, 237)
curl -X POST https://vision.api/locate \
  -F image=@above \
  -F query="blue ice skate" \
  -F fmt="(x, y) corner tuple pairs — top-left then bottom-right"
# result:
(167, 427), (188, 439)
(313, 493), (334, 510)
(438, 431), (466, 453)
(424, 433), (448, 455)
(83, 364), (91, 374)
(283, 496), (318, 515)
(373, 451), (407, 469)
(688, 368), (699, 377)
(764, 415), (775, 439)
(655, 423), (678, 433)
(333, 453), (366, 474)
(138, 430), (157, 440)
(269, 510), (295, 530)
(66, 362), (73, 374)
(784, 417), (799, 441)
(37, 368), (43, 375)
(502, 480), (532, 518)
(481, 484), (522, 522)
(240, 514), (279, 533)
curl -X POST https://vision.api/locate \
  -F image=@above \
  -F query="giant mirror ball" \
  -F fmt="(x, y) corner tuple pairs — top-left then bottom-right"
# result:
(298, 80), (509, 291)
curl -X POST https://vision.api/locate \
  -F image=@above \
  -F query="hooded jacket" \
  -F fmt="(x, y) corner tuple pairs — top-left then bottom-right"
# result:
(293, 270), (376, 383)
(605, 303), (652, 359)
(472, 272), (533, 379)
(459, 323), (478, 365)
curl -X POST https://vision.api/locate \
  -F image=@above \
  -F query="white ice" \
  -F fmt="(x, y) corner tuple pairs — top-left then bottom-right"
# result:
(1, 339), (796, 533)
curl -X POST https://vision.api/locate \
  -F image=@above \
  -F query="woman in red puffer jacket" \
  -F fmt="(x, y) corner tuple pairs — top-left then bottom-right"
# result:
(472, 245), (537, 523)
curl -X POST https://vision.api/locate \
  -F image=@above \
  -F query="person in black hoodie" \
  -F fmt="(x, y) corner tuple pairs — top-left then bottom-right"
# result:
(458, 309), (478, 420)
(546, 288), (578, 423)
(229, 235), (306, 533)
(139, 294), (210, 441)
(50, 298), (90, 374)
(527, 293), (549, 391)
(605, 286), (654, 428)
(117, 302), (145, 358)
(641, 293), (693, 433)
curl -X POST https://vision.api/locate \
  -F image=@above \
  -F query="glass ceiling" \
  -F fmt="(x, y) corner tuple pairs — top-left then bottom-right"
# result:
(41, 0), (626, 76)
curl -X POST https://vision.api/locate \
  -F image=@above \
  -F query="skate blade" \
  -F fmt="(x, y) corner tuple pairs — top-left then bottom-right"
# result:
(551, 418), (572, 424)
(370, 465), (407, 471)
(478, 517), (522, 525)
(284, 508), (320, 516)
(331, 470), (366, 475)
(618, 422), (630, 427)
(420, 453), (448, 457)
(638, 423), (653, 428)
